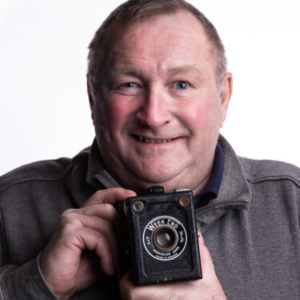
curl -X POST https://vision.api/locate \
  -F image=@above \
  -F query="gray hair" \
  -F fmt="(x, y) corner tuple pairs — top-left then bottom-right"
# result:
(87, 0), (227, 98)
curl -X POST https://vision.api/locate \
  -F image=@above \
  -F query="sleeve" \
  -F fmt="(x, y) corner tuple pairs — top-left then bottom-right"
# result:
(0, 254), (58, 300)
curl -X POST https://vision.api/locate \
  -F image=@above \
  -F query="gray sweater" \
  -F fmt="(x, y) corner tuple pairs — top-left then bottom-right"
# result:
(0, 135), (299, 299)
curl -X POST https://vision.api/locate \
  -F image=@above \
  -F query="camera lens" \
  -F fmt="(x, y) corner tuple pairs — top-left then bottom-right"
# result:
(143, 216), (187, 261)
(153, 226), (178, 251)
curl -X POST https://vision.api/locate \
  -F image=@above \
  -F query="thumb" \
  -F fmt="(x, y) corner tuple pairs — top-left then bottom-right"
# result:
(198, 232), (217, 278)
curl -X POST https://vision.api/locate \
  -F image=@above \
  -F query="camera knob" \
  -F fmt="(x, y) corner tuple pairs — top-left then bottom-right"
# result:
(133, 200), (144, 212)
(179, 195), (190, 207)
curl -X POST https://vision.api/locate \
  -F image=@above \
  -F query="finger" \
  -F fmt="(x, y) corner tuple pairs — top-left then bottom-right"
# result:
(82, 215), (121, 272)
(80, 229), (115, 276)
(197, 230), (204, 244)
(83, 188), (136, 208)
(76, 202), (120, 222)
(61, 209), (121, 272)
(62, 222), (116, 276)
(198, 232), (219, 281)
(61, 225), (116, 276)
(40, 226), (115, 292)
(119, 271), (135, 300)
(119, 271), (194, 300)
(75, 203), (123, 258)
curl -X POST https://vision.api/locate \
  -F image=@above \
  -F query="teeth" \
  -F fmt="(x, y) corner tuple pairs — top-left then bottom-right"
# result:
(137, 136), (173, 143)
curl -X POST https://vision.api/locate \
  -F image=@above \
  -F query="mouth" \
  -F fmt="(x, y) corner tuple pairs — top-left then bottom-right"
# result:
(133, 135), (175, 144)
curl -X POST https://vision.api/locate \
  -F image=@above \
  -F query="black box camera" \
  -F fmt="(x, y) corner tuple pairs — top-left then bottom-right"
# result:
(121, 186), (202, 286)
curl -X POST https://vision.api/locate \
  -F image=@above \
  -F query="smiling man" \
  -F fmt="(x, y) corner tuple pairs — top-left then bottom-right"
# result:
(90, 9), (231, 196)
(0, 1), (300, 300)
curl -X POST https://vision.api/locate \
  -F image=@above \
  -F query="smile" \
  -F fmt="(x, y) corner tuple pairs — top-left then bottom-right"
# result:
(134, 135), (174, 144)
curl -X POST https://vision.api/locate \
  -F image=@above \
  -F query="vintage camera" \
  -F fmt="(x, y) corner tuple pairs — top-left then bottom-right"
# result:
(120, 186), (202, 286)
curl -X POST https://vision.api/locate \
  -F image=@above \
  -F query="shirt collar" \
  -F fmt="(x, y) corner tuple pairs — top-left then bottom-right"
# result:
(194, 142), (224, 208)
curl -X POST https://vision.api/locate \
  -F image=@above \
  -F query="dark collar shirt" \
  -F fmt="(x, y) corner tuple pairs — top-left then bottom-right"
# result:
(194, 143), (224, 208)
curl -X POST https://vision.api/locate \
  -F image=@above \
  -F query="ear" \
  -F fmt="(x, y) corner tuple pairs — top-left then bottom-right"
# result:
(219, 72), (233, 127)
(87, 77), (95, 121)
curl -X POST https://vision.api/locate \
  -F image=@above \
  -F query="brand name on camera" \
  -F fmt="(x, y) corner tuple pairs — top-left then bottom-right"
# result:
(146, 218), (179, 231)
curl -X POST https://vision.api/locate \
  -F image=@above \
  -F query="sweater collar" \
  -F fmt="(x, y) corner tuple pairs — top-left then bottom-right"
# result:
(86, 139), (121, 189)
(195, 135), (251, 232)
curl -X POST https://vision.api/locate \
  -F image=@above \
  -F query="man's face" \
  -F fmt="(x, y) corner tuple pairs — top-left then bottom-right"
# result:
(90, 11), (232, 194)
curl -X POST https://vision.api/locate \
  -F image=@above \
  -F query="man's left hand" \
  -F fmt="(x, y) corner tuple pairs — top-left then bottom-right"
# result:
(119, 233), (226, 300)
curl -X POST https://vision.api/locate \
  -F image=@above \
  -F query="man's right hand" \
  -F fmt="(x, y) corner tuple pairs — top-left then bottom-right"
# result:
(40, 188), (136, 300)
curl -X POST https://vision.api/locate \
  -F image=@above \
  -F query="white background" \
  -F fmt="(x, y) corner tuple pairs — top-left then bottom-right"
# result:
(1, 0), (300, 175)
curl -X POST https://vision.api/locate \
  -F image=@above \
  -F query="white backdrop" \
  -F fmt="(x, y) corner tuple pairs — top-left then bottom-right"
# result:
(1, 0), (300, 175)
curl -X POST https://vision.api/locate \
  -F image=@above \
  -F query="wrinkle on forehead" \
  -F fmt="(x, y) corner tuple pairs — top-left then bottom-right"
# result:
(105, 46), (211, 83)
(104, 11), (218, 82)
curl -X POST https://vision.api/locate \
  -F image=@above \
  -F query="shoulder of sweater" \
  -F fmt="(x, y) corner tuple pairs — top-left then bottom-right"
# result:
(238, 156), (300, 187)
(0, 146), (91, 192)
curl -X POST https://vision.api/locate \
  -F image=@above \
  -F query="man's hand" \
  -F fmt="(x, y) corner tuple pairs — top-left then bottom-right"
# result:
(119, 232), (226, 300)
(40, 188), (136, 300)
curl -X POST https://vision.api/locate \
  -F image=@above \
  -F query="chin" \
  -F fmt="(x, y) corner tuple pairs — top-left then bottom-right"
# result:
(132, 168), (181, 186)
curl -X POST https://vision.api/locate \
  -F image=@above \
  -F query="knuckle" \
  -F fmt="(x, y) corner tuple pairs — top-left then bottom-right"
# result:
(60, 221), (79, 237)
(94, 189), (106, 197)
(59, 209), (83, 231)
(61, 208), (77, 217)
(102, 202), (117, 213)
(94, 203), (119, 220)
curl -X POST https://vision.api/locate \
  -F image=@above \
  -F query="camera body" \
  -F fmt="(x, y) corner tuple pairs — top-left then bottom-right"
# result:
(122, 186), (202, 286)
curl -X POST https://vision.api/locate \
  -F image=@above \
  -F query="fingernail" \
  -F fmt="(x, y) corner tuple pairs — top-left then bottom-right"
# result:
(124, 190), (136, 197)
(198, 231), (204, 244)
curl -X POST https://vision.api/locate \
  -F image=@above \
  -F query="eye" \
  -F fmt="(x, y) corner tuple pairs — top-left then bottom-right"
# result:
(114, 81), (142, 96)
(172, 81), (190, 90)
(120, 82), (138, 88)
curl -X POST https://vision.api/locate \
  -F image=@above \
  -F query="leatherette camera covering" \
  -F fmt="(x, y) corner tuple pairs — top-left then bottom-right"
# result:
(124, 188), (202, 285)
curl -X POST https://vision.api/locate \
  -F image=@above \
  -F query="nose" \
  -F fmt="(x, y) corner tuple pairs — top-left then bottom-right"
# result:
(136, 85), (171, 129)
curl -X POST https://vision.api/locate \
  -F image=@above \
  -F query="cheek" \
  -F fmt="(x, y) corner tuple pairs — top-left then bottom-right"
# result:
(96, 97), (135, 136)
(180, 97), (222, 133)
(105, 103), (125, 126)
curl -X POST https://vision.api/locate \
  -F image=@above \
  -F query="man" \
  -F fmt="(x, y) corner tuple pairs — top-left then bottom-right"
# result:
(0, 0), (299, 299)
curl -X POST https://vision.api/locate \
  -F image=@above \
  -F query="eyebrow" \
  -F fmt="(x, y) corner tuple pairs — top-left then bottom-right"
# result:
(168, 65), (200, 75)
(107, 65), (200, 79)
(107, 67), (144, 79)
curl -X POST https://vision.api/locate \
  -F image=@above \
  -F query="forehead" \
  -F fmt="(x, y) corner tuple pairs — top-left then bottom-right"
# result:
(106, 11), (215, 73)
(114, 11), (208, 47)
